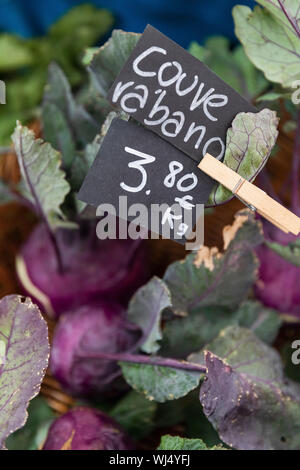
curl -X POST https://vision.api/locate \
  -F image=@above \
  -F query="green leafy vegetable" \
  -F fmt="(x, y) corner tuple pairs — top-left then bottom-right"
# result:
(110, 390), (157, 439)
(42, 62), (102, 168)
(69, 136), (102, 192)
(164, 210), (263, 315)
(11, 122), (70, 228)
(256, 1), (300, 33)
(160, 306), (233, 359)
(157, 434), (226, 450)
(266, 239), (300, 267)
(88, 30), (141, 96)
(233, 3), (300, 88)
(0, 34), (35, 71)
(0, 4), (114, 145)
(128, 276), (172, 354)
(6, 397), (54, 450)
(208, 108), (278, 205)
(160, 301), (281, 359)
(48, 4), (113, 50)
(231, 300), (281, 344)
(121, 361), (201, 403)
(256, 91), (290, 102)
(189, 36), (268, 100)
(68, 110), (128, 195)
(0, 296), (49, 450)
(42, 62), (76, 169)
(190, 326), (300, 450)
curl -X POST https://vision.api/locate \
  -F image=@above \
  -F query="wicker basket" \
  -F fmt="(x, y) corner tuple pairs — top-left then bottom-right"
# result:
(0, 123), (295, 415)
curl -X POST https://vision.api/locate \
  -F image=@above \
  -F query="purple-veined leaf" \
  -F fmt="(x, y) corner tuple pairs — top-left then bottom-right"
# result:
(0, 295), (49, 449)
(233, 3), (300, 88)
(163, 210), (263, 316)
(11, 121), (70, 228)
(256, 1), (300, 34)
(208, 109), (278, 206)
(190, 326), (300, 450)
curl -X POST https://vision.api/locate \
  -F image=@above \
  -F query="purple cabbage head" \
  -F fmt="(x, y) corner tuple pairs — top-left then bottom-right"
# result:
(16, 221), (149, 318)
(43, 407), (133, 450)
(255, 220), (300, 319)
(50, 301), (140, 398)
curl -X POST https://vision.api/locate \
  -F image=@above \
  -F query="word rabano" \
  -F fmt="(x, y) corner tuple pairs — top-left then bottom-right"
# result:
(108, 25), (255, 163)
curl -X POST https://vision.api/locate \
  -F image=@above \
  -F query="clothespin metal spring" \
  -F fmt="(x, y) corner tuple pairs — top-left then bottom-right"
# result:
(232, 178), (256, 213)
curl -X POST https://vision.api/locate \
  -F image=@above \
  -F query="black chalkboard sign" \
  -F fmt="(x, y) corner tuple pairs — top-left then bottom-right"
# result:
(78, 118), (207, 244)
(107, 25), (256, 164)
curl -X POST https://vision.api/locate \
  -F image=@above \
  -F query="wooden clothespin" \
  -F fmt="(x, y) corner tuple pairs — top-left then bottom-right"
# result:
(199, 153), (300, 236)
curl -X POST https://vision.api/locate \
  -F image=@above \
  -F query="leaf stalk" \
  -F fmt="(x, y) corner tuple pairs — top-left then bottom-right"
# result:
(77, 351), (207, 374)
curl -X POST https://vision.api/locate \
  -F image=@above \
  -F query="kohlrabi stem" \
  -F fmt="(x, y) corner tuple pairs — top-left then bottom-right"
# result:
(291, 108), (300, 213)
(18, 135), (64, 273)
(78, 351), (207, 374)
(48, 230), (64, 273)
(278, 0), (300, 38)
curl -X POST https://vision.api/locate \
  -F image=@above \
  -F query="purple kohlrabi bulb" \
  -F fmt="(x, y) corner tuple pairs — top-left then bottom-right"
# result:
(255, 220), (300, 319)
(43, 407), (134, 450)
(16, 221), (149, 318)
(50, 301), (141, 398)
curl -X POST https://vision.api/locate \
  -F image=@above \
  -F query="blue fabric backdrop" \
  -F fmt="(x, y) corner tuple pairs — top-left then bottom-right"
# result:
(0, 0), (255, 46)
